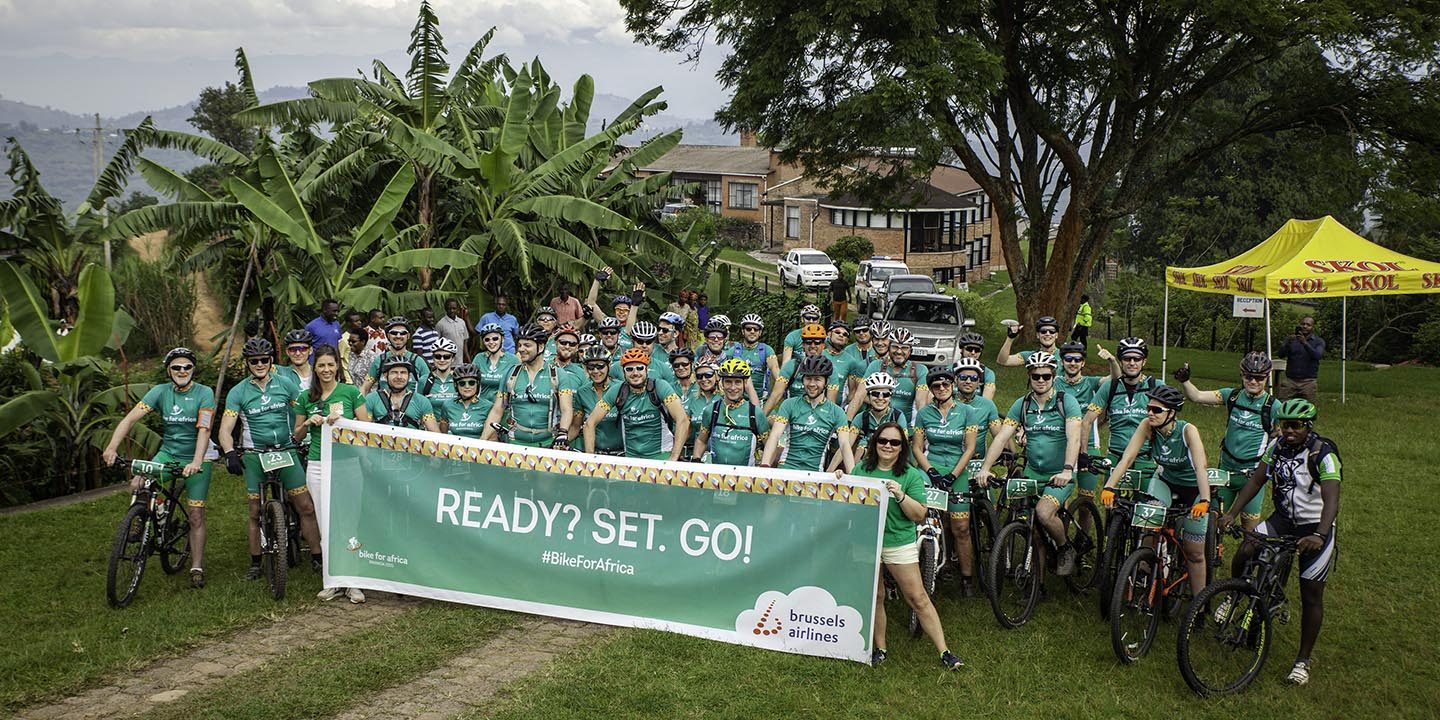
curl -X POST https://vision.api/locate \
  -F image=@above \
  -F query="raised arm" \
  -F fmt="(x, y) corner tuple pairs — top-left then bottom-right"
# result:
(996, 325), (1026, 367)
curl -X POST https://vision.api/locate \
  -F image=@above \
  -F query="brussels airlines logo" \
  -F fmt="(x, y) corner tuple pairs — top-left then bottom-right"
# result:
(736, 587), (865, 657)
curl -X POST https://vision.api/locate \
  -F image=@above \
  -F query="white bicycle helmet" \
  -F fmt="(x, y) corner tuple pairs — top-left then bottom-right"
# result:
(631, 321), (658, 340)
(711, 313), (732, 327)
(1025, 351), (1057, 369)
(431, 337), (458, 356)
(889, 328), (916, 347)
(870, 320), (892, 339)
(955, 357), (985, 375)
(739, 313), (764, 329)
(658, 311), (684, 327)
(800, 304), (821, 320)
(864, 372), (898, 391)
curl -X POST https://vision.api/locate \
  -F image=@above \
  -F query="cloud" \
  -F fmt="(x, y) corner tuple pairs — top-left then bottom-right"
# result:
(733, 586), (868, 661)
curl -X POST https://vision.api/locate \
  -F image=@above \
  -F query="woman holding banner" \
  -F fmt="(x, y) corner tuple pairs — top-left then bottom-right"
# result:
(843, 422), (963, 671)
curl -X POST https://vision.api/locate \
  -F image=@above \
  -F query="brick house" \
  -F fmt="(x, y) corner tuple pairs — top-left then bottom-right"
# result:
(636, 134), (999, 285)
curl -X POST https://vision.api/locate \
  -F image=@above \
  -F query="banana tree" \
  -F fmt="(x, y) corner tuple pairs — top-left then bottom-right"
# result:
(0, 261), (153, 495)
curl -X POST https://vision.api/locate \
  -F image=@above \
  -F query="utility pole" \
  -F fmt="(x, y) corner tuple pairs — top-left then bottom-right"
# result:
(92, 113), (112, 270)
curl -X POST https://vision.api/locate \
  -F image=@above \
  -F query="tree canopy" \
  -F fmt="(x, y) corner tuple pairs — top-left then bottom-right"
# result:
(621, 0), (1440, 332)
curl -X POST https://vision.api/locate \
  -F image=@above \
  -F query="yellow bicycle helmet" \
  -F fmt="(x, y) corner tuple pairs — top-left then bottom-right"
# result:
(717, 358), (753, 378)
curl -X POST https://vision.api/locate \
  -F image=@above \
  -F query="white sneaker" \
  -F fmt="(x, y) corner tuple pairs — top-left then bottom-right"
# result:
(345, 587), (366, 604)
(316, 587), (344, 601)
(1286, 659), (1311, 685)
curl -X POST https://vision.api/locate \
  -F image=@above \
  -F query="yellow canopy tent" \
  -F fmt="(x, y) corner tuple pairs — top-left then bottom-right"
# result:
(1163, 215), (1440, 402)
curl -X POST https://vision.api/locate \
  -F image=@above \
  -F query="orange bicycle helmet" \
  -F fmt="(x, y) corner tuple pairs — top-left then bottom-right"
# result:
(800, 322), (826, 340)
(618, 347), (651, 367)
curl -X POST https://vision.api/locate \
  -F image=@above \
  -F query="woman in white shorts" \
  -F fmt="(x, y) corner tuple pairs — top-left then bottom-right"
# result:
(843, 422), (962, 670)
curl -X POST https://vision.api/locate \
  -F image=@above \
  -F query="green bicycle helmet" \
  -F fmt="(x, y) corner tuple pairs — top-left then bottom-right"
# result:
(1274, 398), (1318, 422)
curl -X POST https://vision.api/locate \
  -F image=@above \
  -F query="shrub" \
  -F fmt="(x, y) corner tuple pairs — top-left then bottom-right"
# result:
(954, 290), (1002, 343)
(115, 256), (197, 357)
(827, 235), (875, 266)
(1411, 317), (1440, 365)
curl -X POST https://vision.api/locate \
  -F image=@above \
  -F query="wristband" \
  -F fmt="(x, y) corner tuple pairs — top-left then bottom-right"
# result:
(1062, 464), (1074, 471)
(1310, 532), (1326, 541)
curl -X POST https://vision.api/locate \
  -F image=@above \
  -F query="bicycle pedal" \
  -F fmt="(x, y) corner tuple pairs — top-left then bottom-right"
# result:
(1277, 609), (1291, 625)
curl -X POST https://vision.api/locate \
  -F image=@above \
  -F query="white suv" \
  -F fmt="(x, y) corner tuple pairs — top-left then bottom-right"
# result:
(854, 256), (910, 315)
(777, 249), (839, 288)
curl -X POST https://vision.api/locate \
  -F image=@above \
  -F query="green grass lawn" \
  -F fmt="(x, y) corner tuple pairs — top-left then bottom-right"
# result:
(718, 248), (778, 275)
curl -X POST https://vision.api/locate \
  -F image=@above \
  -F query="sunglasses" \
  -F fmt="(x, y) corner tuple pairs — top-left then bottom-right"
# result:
(599, 330), (620, 336)
(659, 326), (675, 333)
(433, 353), (455, 360)
(169, 364), (194, 372)
(557, 340), (578, 347)
(1280, 420), (1307, 431)
(1037, 328), (1058, 335)
(1147, 405), (1170, 415)
(696, 372), (717, 380)
(855, 328), (871, 333)
(962, 346), (982, 353)
(957, 374), (981, 382)
(1120, 356), (1145, 362)
(742, 325), (761, 331)
(633, 338), (655, 345)
(287, 345), (310, 352)
(802, 339), (823, 345)
(832, 331), (849, 338)
(873, 436), (905, 448)
(930, 379), (953, 388)
(623, 365), (648, 372)
(868, 391), (892, 399)
(388, 330), (409, 336)
(706, 334), (727, 340)
(1062, 355), (1084, 362)
(1029, 373), (1054, 381)
(1243, 374), (1268, 382)
(456, 379), (479, 387)
(247, 357), (272, 366)
(585, 363), (610, 371)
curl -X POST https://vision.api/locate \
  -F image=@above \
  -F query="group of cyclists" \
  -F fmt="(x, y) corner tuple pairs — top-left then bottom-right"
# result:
(103, 267), (1341, 687)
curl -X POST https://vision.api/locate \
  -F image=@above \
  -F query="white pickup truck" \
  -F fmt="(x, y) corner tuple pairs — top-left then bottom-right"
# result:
(854, 256), (910, 315)
(777, 248), (840, 288)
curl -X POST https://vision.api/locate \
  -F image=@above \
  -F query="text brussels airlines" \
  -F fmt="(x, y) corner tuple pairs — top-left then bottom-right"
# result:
(436, 489), (756, 563)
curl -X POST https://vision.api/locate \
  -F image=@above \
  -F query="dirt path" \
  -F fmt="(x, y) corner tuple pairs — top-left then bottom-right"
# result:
(123, 230), (229, 352)
(16, 594), (424, 720)
(329, 618), (610, 720)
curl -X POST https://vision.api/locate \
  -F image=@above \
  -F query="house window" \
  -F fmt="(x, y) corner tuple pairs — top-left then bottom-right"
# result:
(934, 266), (967, 284)
(786, 206), (800, 238)
(969, 234), (992, 268)
(977, 193), (991, 221)
(702, 179), (722, 213)
(728, 182), (757, 210)
(907, 211), (966, 253)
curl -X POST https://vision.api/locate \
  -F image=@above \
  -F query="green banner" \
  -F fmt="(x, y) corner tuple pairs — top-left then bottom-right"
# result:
(320, 419), (885, 663)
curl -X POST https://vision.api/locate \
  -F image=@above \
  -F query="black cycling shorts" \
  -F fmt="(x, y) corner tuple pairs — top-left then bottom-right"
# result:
(1256, 513), (1337, 583)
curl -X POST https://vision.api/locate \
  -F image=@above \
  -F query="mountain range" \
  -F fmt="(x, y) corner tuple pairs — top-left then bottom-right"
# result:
(1, 88), (735, 210)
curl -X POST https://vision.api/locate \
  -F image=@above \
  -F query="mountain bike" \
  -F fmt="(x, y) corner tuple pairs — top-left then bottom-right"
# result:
(1108, 490), (1221, 663)
(952, 459), (999, 593)
(909, 480), (951, 637)
(986, 465), (1102, 629)
(246, 443), (303, 600)
(106, 458), (191, 608)
(1083, 454), (1147, 620)
(1177, 528), (1300, 695)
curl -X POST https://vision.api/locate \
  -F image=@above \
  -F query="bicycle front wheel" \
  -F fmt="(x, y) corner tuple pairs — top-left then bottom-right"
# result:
(1097, 514), (1135, 620)
(1177, 578), (1270, 695)
(107, 503), (151, 608)
(988, 523), (1041, 629)
(910, 537), (939, 638)
(1065, 499), (1104, 594)
(1110, 546), (1162, 663)
(262, 500), (289, 600)
(158, 508), (191, 575)
(969, 499), (998, 593)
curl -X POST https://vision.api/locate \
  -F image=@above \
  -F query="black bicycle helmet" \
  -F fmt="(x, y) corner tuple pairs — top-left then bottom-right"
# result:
(927, 364), (956, 385)
(669, 347), (695, 363)
(704, 318), (729, 335)
(796, 355), (834, 378)
(379, 355), (415, 375)
(1117, 336), (1149, 358)
(581, 345), (612, 364)
(241, 337), (273, 358)
(598, 316), (622, 330)
(283, 328), (316, 346)
(1239, 351), (1273, 375)
(515, 323), (549, 345)
(452, 363), (481, 380)
(1036, 315), (1061, 332)
(957, 331), (985, 349)
(612, 294), (633, 307)
(384, 315), (410, 330)
(164, 347), (197, 366)
(852, 318), (872, 332)
(1059, 340), (1086, 356)
(1147, 384), (1185, 410)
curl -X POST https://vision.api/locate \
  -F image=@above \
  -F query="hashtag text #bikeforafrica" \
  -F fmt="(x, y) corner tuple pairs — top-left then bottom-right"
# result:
(540, 550), (637, 575)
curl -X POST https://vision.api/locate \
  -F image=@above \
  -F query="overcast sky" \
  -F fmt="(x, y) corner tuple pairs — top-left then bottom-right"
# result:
(0, 0), (728, 118)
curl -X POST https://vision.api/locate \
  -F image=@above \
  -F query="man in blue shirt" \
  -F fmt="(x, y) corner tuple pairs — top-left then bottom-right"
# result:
(303, 299), (342, 350)
(475, 295), (521, 354)
(1276, 316), (1324, 401)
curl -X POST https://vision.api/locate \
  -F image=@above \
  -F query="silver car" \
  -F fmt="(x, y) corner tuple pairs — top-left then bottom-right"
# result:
(878, 292), (976, 366)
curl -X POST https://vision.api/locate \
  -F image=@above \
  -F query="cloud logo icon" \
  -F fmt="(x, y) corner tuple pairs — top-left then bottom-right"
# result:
(735, 586), (867, 661)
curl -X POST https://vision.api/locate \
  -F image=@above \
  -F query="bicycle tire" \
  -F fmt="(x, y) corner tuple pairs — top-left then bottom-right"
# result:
(1097, 512), (1135, 620)
(1110, 546), (1162, 663)
(285, 501), (303, 569)
(1065, 499), (1104, 594)
(158, 508), (191, 575)
(988, 522), (1041, 629)
(262, 500), (289, 600)
(1205, 510), (1221, 584)
(909, 537), (939, 638)
(969, 499), (998, 593)
(1177, 578), (1270, 695)
(107, 503), (151, 608)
